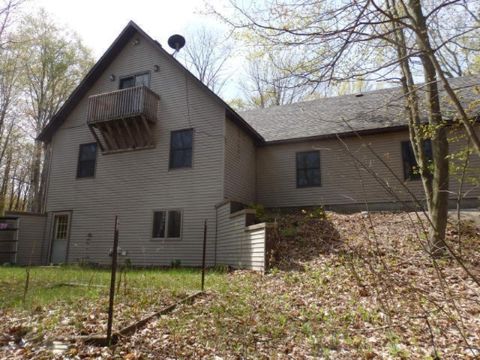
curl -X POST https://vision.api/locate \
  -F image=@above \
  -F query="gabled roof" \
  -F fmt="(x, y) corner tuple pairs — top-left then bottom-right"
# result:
(40, 21), (479, 146)
(38, 21), (264, 143)
(240, 75), (480, 143)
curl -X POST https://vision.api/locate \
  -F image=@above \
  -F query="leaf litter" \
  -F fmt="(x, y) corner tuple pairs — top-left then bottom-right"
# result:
(1, 210), (479, 359)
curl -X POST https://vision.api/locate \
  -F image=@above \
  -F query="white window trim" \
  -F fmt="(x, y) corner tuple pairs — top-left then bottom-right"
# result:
(151, 209), (183, 240)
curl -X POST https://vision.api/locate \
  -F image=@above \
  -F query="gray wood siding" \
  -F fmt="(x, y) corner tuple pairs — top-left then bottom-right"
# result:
(45, 30), (226, 266)
(223, 119), (256, 204)
(2, 212), (47, 265)
(257, 129), (480, 208)
(216, 202), (266, 271)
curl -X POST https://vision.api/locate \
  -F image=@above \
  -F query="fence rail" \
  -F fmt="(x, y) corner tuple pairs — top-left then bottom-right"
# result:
(87, 86), (159, 124)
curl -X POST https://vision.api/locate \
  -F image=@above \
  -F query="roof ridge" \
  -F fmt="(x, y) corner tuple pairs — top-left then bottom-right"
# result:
(239, 74), (480, 115)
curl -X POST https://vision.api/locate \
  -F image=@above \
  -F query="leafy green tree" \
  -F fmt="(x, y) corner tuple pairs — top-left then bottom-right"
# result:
(15, 9), (94, 212)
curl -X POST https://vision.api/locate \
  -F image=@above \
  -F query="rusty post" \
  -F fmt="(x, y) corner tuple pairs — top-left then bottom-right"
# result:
(201, 220), (207, 291)
(106, 216), (119, 345)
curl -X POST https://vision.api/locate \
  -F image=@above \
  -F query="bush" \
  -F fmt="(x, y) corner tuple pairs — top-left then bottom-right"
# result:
(281, 226), (297, 238)
(249, 203), (270, 222)
(301, 207), (326, 220)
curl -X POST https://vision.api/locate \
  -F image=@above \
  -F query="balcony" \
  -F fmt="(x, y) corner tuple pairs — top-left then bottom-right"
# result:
(86, 86), (160, 154)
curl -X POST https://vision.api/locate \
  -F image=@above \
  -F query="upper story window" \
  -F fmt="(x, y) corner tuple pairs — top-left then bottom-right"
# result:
(152, 210), (182, 239)
(119, 72), (150, 89)
(401, 140), (433, 180)
(77, 143), (97, 178)
(169, 129), (193, 169)
(296, 150), (321, 188)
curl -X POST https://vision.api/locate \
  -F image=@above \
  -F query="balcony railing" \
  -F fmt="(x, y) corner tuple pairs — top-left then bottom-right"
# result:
(87, 86), (159, 124)
(86, 86), (160, 154)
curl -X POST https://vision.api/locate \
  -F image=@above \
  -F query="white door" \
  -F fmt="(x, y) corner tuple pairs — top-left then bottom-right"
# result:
(50, 213), (70, 264)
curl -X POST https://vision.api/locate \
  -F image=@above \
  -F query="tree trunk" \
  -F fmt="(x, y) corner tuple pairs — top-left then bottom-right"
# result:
(38, 143), (51, 213)
(409, 0), (449, 255)
(388, 0), (433, 211)
(0, 152), (12, 215)
(28, 139), (43, 213)
(8, 168), (16, 211)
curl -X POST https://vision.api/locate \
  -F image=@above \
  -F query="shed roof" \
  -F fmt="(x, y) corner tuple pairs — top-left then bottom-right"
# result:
(240, 75), (480, 143)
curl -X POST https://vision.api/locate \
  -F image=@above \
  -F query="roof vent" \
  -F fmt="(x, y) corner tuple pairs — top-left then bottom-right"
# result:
(168, 34), (186, 54)
(355, 93), (364, 97)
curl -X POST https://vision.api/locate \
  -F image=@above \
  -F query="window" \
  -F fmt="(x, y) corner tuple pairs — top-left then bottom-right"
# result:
(54, 214), (69, 240)
(77, 143), (97, 178)
(401, 140), (433, 180)
(296, 151), (321, 188)
(152, 211), (166, 238)
(167, 211), (182, 238)
(119, 72), (150, 89)
(152, 210), (182, 239)
(169, 129), (193, 169)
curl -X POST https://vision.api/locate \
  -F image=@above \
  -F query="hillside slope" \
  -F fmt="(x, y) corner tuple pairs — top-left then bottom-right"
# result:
(125, 210), (480, 359)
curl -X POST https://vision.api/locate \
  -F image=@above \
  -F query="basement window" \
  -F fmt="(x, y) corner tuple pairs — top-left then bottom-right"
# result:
(296, 151), (321, 188)
(401, 140), (433, 180)
(169, 129), (193, 169)
(152, 210), (182, 239)
(77, 143), (97, 178)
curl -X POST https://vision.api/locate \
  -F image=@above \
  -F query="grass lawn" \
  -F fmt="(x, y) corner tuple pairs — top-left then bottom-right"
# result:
(1, 210), (479, 359)
(0, 265), (228, 357)
(0, 266), (227, 309)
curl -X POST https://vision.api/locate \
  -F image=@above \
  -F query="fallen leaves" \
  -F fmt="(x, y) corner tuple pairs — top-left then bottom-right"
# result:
(1, 211), (479, 359)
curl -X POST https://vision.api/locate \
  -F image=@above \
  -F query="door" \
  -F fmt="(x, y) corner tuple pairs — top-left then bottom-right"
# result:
(50, 213), (70, 264)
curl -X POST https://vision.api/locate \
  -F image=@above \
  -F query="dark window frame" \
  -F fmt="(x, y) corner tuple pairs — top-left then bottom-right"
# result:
(76, 143), (97, 178)
(401, 140), (433, 181)
(118, 71), (151, 89)
(151, 209), (183, 240)
(296, 150), (321, 188)
(169, 128), (193, 170)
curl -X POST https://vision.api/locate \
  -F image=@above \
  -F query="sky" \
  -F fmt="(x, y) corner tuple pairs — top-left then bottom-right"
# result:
(32, 0), (215, 57)
(30, 0), (242, 98)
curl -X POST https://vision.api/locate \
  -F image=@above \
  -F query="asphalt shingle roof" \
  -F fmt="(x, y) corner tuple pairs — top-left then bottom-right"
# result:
(239, 75), (480, 143)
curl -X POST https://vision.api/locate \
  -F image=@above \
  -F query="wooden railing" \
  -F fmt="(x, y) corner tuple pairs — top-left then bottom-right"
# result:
(87, 86), (159, 124)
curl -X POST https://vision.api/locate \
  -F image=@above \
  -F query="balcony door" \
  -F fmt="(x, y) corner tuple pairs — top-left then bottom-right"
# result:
(119, 72), (150, 89)
(50, 212), (71, 264)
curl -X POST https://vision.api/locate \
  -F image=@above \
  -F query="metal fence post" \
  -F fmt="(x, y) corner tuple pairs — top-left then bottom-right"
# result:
(201, 220), (207, 291)
(107, 216), (119, 345)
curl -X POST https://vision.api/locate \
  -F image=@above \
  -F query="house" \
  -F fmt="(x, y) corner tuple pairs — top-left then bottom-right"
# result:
(3, 21), (479, 270)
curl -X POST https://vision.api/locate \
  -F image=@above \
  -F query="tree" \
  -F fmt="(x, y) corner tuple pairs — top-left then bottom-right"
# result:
(180, 25), (233, 94)
(427, 3), (480, 77)
(0, 0), (24, 215)
(210, 0), (480, 254)
(0, 0), (24, 49)
(241, 50), (316, 108)
(15, 9), (94, 212)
